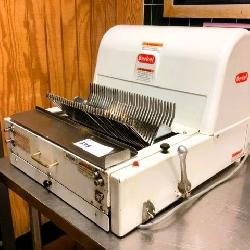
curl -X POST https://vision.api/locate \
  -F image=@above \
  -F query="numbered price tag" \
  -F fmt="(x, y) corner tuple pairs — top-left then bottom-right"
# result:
(73, 139), (114, 157)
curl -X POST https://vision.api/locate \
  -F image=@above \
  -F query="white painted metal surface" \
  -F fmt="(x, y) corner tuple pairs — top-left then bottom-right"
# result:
(110, 118), (249, 235)
(94, 26), (250, 235)
(95, 26), (250, 134)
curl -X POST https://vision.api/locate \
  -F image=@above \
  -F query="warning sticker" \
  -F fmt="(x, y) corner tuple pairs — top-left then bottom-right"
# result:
(142, 42), (163, 52)
(136, 68), (155, 83)
(135, 41), (163, 83)
(135, 52), (158, 83)
(73, 139), (114, 157)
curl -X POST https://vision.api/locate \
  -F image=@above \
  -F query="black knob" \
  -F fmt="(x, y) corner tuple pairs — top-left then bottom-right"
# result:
(160, 143), (170, 154)
(95, 190), (104, 203)
(43, 180), (52, 190)
(94, 178), (104, 186)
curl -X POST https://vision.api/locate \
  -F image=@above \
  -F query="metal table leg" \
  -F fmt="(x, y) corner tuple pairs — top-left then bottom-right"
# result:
(0, 124), (4, 158)
(0, 182), (16, 250)
(29, 206), (42, 250)
(0, 123), (16, 249)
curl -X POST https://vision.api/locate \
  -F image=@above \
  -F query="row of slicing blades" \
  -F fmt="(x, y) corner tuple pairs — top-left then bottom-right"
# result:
(47, 83), (176, 150)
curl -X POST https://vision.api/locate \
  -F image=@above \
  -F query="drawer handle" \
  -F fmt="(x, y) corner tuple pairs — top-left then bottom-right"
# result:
(31, 151), (58, 168)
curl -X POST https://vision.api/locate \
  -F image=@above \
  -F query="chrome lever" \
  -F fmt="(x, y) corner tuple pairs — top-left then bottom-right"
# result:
(177, 145), (191, 198)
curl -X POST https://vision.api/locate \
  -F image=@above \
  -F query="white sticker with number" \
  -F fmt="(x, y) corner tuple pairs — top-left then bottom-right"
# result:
(73, 139), (114, 157)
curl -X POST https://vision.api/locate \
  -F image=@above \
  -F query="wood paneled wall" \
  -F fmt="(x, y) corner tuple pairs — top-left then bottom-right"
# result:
(0, 0), (143, 237)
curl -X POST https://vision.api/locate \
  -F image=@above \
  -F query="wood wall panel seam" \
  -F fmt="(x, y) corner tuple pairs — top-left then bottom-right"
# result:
(43, 0), (52, 97)
(59, 0), (67, 97)
(60, 0), (80, 98)
(26, 0), (50, 108)
(76, 0), (92, 97)
(75, 0), (81, 96)
(25, 0), (37, 110)
(44, 0), (65, 97)
(91, 0), (106, 77)
(105, 0), (117, 31)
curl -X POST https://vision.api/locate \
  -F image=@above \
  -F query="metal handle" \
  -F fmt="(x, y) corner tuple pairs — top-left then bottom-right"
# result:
(177, 145), (191, 198)
(4, 126), (14, 132)
(31, 151), (58, 169)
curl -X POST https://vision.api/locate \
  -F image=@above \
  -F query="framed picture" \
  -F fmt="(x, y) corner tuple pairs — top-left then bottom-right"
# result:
(164, 0), (250, 18)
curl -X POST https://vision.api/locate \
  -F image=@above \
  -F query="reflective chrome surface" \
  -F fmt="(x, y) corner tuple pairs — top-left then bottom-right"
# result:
(0, 158), (250, 249)
(47, 83), (176, 148)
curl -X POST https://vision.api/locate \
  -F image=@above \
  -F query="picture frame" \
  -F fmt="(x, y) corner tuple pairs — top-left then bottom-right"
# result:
(164, 0), (250, 18)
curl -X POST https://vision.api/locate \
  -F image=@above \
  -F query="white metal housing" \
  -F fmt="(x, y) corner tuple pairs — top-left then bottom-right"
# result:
(5, 26), (250, 237)
(94, 26), (250, 235)
(94, 25), (250, 134)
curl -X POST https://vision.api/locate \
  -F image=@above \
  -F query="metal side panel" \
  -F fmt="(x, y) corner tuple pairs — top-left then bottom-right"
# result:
(5, 119), (110, 213)
(110, 119), (249, 236)
(9, 153), (109, 232)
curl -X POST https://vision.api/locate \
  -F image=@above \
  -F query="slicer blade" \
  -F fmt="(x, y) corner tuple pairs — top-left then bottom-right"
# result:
(47, 83), (176, 150)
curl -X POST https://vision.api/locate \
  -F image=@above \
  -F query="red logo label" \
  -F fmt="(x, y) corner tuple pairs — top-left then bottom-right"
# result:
(137, 54), (155, 64)
(235, 72), (248, 84)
